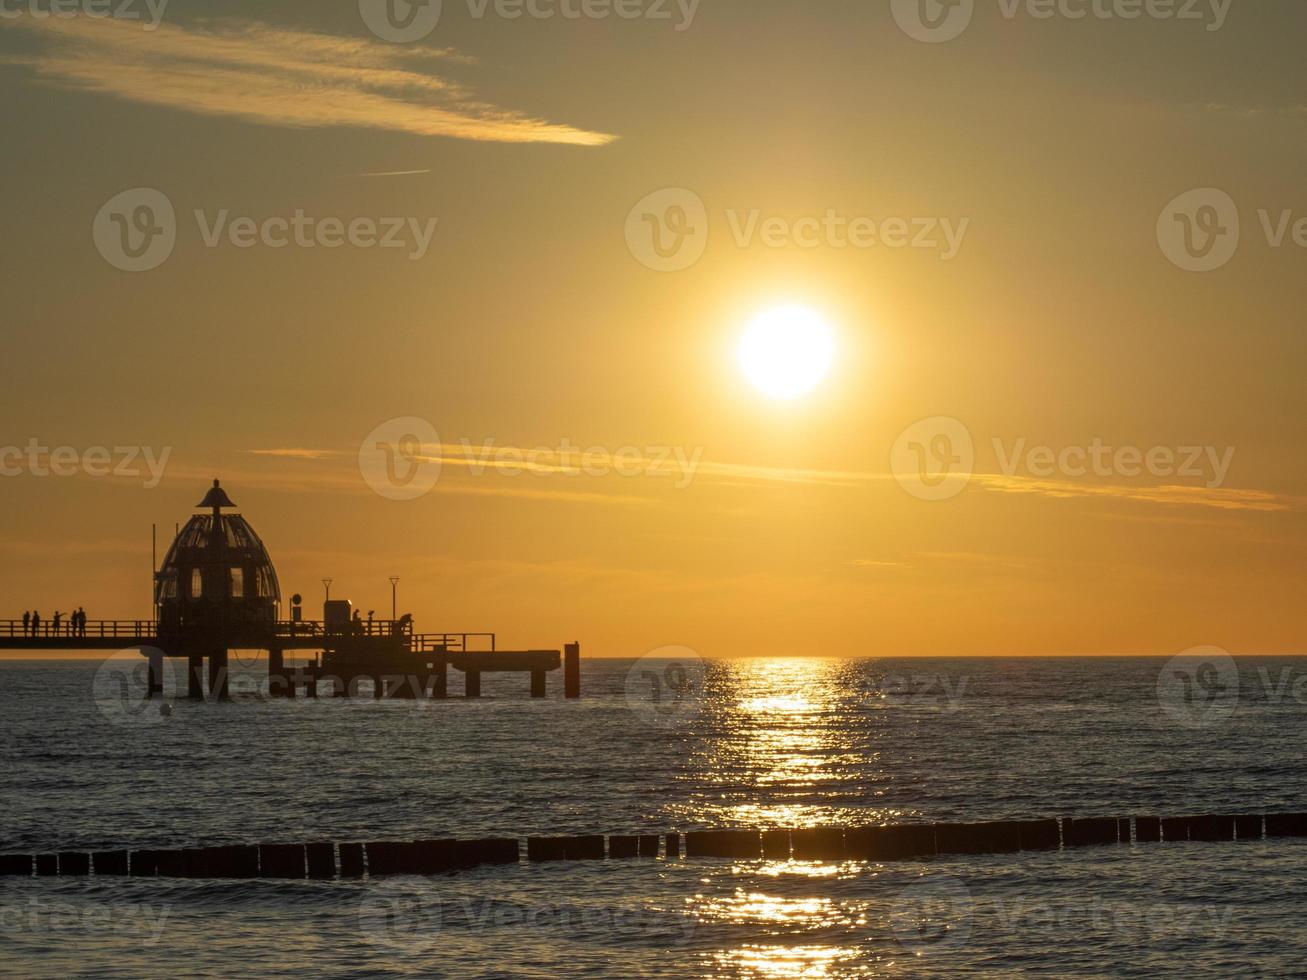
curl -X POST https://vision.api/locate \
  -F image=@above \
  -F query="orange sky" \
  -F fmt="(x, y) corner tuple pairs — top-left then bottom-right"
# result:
(2, 2), (1304, 658)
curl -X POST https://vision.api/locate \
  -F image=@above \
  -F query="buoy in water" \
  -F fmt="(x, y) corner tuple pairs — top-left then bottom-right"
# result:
(160, 703), (173, 717)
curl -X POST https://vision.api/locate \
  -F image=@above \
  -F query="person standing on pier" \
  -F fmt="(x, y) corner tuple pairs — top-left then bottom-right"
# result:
(52, 611), (62, 636)
(22, 611), (30, 636)
(31, 610), (41, 636)
(77, 607), (87, 636)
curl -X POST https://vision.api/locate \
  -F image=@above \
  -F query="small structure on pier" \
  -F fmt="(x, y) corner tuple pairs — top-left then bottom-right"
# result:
(0, 480), (580, 702)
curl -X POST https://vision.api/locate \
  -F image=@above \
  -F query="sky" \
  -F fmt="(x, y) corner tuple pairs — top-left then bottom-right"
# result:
(1, 0), (1305, 658)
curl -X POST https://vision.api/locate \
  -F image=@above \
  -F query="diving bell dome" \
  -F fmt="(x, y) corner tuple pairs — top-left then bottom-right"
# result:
(154, 480), (281, 634)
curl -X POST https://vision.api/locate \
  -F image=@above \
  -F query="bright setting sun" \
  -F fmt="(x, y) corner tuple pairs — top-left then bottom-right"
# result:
(737, 305), (836, 400)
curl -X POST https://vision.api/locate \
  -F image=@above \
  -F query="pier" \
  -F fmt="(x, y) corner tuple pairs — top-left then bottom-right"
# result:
(0, 480), (581, 700)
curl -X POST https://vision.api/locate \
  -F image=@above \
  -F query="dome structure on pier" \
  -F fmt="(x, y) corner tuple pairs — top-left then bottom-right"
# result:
(154, 480), (280, 634)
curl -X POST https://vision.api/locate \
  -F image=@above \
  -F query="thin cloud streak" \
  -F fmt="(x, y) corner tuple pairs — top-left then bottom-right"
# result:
(2, 17), (615, 145)
(246, 444), (1297, 513)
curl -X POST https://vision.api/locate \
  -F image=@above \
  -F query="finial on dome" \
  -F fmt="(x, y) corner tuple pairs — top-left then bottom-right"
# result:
(197, 480), (237, 511)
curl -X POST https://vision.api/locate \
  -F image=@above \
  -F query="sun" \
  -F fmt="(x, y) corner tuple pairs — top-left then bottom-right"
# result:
(737, 305), (836, 400)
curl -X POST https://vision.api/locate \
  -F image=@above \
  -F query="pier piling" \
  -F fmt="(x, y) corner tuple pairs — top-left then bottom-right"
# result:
(564, 642), (580, 699)
(147, 651), (164, 696)
(188, 653), (205, 700)
(208, 650), (230, 699)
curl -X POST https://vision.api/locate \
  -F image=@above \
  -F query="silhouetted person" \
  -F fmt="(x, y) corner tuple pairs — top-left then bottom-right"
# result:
(78, 608), (87, 637)
(352, 609), (363, 636)
(52, 611), (62, 636)
(367, 610), (375, 635)
(22, 611), (30, 636)
(32, 611), (41, 636)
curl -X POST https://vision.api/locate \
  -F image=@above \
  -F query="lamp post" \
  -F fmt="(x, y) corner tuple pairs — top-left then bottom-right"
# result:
(389, 577), (400, 622)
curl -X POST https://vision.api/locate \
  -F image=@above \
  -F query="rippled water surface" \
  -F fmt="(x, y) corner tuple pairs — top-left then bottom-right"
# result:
(2, 656), (1305, 978)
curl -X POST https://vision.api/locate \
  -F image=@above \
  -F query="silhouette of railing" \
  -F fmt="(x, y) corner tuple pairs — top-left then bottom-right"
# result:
(0, 619), (496, 654)
(410, 633), (497, 653)
(0, 620), (156, 640)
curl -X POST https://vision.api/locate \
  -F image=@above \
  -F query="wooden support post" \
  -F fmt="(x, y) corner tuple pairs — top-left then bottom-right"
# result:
(530, 668), (547, 699)
(465, 670), (481, 698)
(268, 648), (284, 698)
(208, 650), (230, 700)
(188, 653), (205, 700)
(564, 642), (580, 699)
(432, 660), (447, 699)
(147, 650), (164, 697)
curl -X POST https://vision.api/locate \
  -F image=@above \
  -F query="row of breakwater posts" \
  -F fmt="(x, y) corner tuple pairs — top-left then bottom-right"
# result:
(3, 812), (1306, 880)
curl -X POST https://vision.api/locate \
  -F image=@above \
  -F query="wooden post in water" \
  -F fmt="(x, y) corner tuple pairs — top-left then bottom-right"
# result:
(147, 650), (164, 697)
(564, 642), (580, 699)
(208, 649), (230, 700)
(432, 660), (447, 699)
(465, 670), (481, 698)
(268, 647), (284, 698)
(188, 653), (205, 700)
(530, 668), (547, 698)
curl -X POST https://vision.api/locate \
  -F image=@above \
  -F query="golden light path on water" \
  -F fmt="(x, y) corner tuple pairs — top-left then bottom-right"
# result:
(675, 658), (912, 977)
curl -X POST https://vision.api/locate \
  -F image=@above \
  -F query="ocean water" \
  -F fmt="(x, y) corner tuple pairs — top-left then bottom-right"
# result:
(1, 655), (1305, 978)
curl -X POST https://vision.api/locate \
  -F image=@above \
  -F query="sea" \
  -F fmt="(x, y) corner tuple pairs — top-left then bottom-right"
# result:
(1, 654), (1304, 978)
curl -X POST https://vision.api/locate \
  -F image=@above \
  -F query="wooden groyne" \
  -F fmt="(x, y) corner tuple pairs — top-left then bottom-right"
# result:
(3, 812), (1304, 880)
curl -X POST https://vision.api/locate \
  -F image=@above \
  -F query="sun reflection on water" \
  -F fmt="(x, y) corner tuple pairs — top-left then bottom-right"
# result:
(672, 658), (883, 831)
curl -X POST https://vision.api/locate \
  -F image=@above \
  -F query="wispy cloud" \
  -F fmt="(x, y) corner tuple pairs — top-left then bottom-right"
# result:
(2, 17), (615, 145)
(246, 442), (1298, 513)
(971, 474), (1291, 513)
(351, 169), (434, 178)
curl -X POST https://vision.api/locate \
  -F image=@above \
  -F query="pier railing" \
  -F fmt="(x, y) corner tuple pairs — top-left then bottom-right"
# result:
(0, 619), (497, 653)
(411, 633), (497, 653)
(0, 619), (157, 640)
